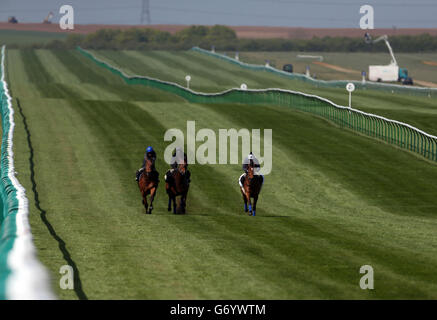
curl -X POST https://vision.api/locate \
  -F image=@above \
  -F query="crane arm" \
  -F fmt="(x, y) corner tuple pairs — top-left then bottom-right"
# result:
(372, 35), (398, 66)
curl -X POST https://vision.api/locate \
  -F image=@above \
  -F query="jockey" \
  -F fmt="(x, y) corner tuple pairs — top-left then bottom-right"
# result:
(239, 152), (264, 189)
(136, 146), (157, 181)
(165, 147), (191, 183)
(170, 147), (187, 169)
(143, 146), (157, 168)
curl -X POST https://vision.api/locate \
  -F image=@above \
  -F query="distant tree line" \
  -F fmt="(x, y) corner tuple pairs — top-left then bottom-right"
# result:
(11, 25), (437, 52)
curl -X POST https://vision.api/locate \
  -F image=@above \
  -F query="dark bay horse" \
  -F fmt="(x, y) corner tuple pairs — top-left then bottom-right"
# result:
(166, 163), (190, 214)
(240, 161), (263, 216)
(138, 158), (159, 214)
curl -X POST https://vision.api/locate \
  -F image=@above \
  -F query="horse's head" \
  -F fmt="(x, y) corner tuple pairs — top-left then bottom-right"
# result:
(177, 162), (186, 175)
(145, 158), (154, 172)
(247, 160), (255, 179)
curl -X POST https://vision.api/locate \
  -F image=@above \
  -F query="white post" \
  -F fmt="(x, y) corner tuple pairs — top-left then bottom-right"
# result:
(185, 75), (191, 89)
(346, 83), (355, 109)
(235, 51), (239, 60)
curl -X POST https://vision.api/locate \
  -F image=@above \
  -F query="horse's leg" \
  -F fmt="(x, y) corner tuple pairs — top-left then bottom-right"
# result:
(178, 197), (183, 214)
(173, 196), (177, 214)
(181, 193), (186, 214)
(142, 191), (148, 213)
(240, 188), (248, 212)
(148, 187), (156, 214)
(246, 192), (253, 216)
(167, 196), (172, 211)
(252, 195), (258, 217)
(184, 182), (189, 214)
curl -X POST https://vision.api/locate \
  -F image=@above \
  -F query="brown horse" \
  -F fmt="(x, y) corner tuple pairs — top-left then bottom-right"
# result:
(166, 163), (190, 214)
(240, 161), (263, 216)
(138, 158), (159, 214)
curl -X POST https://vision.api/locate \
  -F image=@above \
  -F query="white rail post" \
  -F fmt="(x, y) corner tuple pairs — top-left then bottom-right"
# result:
(346, 83), (355, 109)
(185, 75), (191, 89)
(305, 66), (310, 77)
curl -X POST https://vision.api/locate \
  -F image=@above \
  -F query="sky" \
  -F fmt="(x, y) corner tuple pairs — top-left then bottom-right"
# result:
(1, 0), (437, 28)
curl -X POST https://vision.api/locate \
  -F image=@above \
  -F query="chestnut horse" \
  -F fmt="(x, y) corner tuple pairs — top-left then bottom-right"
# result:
(166, 163), (190, 214)
(240, 161), (263, 216)
(138, 158), (159, 214)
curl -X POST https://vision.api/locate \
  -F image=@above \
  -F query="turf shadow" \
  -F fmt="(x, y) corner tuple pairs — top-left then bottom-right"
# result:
(16, 97), (88, 300)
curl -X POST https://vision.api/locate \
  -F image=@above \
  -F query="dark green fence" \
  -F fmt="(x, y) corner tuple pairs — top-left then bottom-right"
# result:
(77, 47), (437, 163)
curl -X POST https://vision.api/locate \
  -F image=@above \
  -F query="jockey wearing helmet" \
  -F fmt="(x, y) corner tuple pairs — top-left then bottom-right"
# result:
(135, 146), (158, 182)
(239, 152), (264, 189)
(165, 147), (191, 183)
(143, 146), (157, 168)
(170, 147), (188, 169)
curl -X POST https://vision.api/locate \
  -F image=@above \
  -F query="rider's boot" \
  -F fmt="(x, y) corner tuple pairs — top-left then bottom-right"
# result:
(135, 167), (144, 181)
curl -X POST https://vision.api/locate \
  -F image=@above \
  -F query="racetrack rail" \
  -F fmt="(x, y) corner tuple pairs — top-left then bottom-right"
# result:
(78, 47), (437, 164)
(0, 45), (54, 300)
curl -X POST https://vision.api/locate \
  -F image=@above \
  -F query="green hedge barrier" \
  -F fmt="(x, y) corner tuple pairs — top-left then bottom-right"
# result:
(78, 47), (437, 163)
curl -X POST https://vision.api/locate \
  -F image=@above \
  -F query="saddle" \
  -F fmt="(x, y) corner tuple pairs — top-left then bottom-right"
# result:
(240, 172), (263, 186)
(136, 168), (159, 182)
(165, 168), (191, 184)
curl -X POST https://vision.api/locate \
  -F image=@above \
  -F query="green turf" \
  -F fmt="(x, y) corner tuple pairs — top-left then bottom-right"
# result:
(92, 50), (293, 92)
(5, 48), (437, 299)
